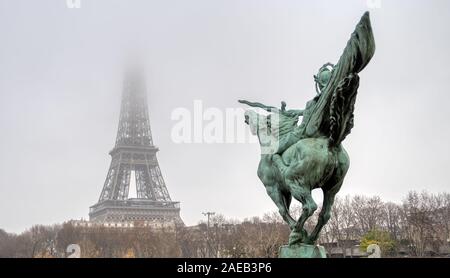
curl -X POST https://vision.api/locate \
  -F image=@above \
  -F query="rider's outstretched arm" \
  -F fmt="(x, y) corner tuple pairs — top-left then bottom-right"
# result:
(238, 100), (279, 113)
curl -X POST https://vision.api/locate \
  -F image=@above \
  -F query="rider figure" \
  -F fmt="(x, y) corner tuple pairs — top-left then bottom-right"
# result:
(239, 99), (303, 155)
(240, 62), (334, 155)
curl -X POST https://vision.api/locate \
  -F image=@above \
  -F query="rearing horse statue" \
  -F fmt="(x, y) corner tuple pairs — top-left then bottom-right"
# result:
(240, 12), (375, 246)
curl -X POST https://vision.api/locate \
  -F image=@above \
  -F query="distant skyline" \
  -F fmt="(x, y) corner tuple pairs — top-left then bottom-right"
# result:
(1, 0), (450, 233)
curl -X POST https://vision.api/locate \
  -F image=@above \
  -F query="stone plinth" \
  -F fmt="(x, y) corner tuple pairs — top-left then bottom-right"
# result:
(279, 244), (327, 258)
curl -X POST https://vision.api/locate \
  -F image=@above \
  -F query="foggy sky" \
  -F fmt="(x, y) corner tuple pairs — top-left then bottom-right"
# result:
(1, 0), (450, 233)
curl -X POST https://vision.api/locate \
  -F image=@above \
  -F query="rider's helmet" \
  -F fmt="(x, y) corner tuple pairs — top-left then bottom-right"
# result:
(314, 63), (334, 94)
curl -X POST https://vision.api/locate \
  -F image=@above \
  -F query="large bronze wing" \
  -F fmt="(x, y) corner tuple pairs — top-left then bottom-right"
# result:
(301, 12), (375, 145)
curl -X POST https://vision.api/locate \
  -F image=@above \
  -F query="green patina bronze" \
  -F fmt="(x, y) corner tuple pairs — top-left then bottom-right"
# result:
(239, 12), (375, 257)
(279, 244), (327, 258)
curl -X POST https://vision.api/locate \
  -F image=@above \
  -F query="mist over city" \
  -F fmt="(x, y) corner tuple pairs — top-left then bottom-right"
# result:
(0, 0), (449, 260)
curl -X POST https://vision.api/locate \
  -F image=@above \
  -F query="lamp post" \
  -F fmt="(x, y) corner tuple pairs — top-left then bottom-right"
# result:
(202, 212), (215, 257)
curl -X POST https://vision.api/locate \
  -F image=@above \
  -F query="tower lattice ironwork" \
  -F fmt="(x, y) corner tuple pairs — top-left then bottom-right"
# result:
(89, 69), (182, 225)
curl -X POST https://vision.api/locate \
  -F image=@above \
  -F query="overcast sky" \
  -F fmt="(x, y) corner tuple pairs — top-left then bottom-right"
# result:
(1, 0), (450, 233)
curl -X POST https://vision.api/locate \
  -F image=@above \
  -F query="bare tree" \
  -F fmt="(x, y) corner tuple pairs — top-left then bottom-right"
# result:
(1, 191), (449, 258)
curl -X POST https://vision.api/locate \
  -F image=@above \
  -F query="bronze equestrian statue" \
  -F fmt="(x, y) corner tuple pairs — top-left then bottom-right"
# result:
(239, 12), (375, 254)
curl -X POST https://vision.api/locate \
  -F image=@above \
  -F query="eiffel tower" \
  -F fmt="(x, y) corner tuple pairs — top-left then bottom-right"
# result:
(89, 68), (182, 225)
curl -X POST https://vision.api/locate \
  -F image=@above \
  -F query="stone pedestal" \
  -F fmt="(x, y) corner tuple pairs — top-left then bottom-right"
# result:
(279, 244), (327, 258)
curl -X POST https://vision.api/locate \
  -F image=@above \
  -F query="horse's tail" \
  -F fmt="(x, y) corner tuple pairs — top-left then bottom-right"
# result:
(328, 73), (359, 147)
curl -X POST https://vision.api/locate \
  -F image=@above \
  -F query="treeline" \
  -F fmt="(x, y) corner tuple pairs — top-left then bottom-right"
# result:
(0, 218), (289, 258)
(320, 191), (449, 257)
(0, 191), (448, 258)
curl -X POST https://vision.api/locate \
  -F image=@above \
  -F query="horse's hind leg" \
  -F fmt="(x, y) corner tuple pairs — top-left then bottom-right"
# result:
(308, 149), (349, 244)
(265, 186), (296, 229)
(307, 183), (341, 244)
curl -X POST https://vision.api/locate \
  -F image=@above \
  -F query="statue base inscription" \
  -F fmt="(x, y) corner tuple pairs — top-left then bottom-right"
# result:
(279, 244), (327, 258)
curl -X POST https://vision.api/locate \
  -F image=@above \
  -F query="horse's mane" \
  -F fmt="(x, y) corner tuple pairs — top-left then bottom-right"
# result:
(328, 73), (359, 145)
(266, 114), (298, 140)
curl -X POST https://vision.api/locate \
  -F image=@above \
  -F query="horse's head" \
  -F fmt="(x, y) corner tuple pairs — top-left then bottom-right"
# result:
(244, 110), (261, 136)
(244, 109), (280, 154)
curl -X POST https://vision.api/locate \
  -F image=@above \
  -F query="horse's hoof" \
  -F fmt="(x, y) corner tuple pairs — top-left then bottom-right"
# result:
(288, 231), (302, 245)
(288, 229), (307, 246)
(304, 237), (315, 245)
